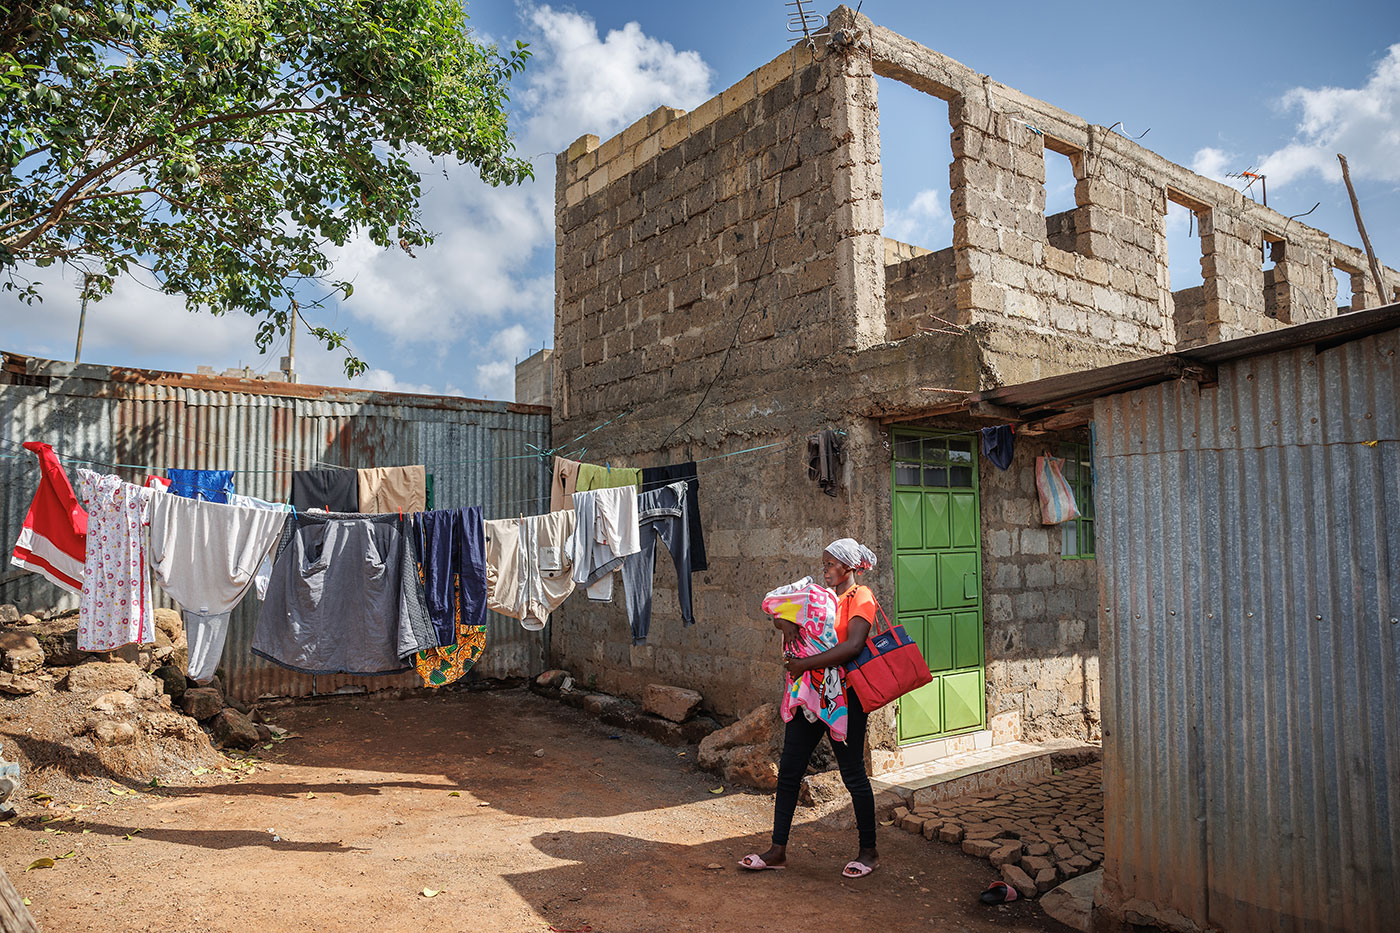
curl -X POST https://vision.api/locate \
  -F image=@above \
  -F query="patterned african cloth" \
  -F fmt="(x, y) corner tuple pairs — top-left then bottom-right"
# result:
(413, 570), (488, 688)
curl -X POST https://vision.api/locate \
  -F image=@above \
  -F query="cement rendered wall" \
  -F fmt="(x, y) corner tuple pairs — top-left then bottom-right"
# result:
(548, 5), (1397, 757)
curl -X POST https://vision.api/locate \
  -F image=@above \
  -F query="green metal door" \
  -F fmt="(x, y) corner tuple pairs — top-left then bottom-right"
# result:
(891, 431), (985, 743)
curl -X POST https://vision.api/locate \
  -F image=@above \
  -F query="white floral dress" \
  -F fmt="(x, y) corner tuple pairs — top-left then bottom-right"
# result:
(76, 470), (155, 652)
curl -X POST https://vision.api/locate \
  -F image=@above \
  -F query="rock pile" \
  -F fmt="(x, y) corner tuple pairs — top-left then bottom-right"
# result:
(531, 671), (720, 747)
(0, 602), (281, 796)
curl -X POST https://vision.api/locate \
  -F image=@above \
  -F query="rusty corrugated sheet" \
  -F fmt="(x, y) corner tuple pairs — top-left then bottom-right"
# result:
(1094, 328), (1400, 932)
(1, 352), (551, 701)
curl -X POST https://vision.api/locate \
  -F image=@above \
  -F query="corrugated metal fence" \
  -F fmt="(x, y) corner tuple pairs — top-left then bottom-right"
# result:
(1, 354), (552, 702)
(1093, 328), (1400, 932)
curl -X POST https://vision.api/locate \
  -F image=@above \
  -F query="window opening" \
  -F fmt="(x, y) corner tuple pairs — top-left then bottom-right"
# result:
(1333, 263), (1359, 313)
(1043, 139), (1084, 254)
(875, 75), (955, 264)
(1165, 197), (1207, 292)
(894, 433), (975, 489)
(1262, 234), (1285, 320)
(1059, 443), (1095, 559)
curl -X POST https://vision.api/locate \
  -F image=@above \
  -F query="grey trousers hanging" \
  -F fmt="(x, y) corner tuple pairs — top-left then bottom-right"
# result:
(620, 481), (695, 644)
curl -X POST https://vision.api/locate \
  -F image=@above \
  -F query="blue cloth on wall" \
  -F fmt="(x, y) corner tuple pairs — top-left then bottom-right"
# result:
(414, 507), (487, 647)
(980, 426), (1015, 471)
(165, 469), (236, 503)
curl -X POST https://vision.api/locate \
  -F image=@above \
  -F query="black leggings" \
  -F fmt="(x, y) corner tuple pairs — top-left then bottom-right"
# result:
(771, 691), (877, 850)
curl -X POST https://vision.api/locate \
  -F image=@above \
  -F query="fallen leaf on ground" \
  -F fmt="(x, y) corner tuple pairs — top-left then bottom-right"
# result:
(21, 898), (30, 906)
(56, 851), (75, 860)
(108, 788), (128, 796)
(448, 792), (461, 797)
(879, 819), (894, 826)
(29, 793), (52, 802)
(705, 863), (723, 870)
(122, 829), (144, 840)
(306, 792), (316, 799)
(421, 888), (439, 898)
(1363, 439), (1379, 447)
(710, 787), (725, 795)
(25, 858), (54, 871)
(190, 767), (210, 776)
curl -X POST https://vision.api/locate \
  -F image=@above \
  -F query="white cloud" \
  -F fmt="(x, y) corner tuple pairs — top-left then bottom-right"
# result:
(317, 3), (714, 368)
(1191, 146), (1236, 183)
(883, 188), (949, 247)
(1255, 44), (1400, 186)
(522, 5), (714, 147)
(475, 360), (516, 400)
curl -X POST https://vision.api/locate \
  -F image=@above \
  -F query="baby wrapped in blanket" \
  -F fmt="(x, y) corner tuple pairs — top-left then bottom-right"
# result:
(761, 576), (848, 741)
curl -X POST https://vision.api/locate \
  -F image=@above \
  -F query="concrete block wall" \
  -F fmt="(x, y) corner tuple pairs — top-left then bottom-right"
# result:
(884, 246), (958, 341)
(979, 433), (1101, 742)
(861, 8), (1398, 360)
(553, 45), (849, 424)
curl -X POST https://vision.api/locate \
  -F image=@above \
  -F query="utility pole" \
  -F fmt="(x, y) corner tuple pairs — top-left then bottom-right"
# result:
(73, 274), (92, 362)
(1337, 153), (1387, 305)
(281, 305), (297, 383)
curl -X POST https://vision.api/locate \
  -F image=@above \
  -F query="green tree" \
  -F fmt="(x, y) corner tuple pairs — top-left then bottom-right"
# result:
(1, 0), (531, 374)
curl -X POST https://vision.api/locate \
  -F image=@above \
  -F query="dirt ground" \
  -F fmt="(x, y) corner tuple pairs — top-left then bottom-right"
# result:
(3, 688), (1071, 932)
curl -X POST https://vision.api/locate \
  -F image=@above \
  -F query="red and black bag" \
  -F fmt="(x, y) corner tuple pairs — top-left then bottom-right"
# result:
(843, 603), (933, 711)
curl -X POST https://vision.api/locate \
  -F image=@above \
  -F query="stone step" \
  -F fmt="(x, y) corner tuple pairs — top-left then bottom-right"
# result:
(871, 741), (1053, 813)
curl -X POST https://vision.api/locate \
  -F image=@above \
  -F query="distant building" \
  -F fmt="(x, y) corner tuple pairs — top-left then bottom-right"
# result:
(514, 348), (554, 407)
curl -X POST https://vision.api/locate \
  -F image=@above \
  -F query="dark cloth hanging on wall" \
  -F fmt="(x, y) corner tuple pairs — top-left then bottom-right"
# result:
(290, 468), (359, 513)
(413, 507), (487, 648)
(980, 425), (1016, 471)
(807, 430), (843, 497)
(639, 461), (707, 572)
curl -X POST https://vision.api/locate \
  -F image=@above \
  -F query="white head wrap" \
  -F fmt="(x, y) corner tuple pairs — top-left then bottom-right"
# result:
(824, 538), (877, 574)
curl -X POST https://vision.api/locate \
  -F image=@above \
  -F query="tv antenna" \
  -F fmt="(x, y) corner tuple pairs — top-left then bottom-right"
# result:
(1227, 169), (1267, 207)
(786, 0), (828, 44)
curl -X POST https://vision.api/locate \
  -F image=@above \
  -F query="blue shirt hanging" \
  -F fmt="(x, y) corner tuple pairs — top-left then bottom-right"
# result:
(165, 469), (236, 503)
(980, 426), (1015, 471)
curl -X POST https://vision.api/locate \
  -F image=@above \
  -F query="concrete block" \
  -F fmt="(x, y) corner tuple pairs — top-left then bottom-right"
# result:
(596, 133), (623, 167)
(721, 73), (756, 114)
(661, 115), (691, 151)
(1019, 527), (1050, 555)
(755, 52), (794, 96)
(566, 134), (599, 161)
(689, 94), (722, 132)
(636, 133), (661, 165)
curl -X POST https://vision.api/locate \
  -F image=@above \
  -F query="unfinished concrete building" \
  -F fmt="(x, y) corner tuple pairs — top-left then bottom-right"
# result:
(546, 5), (1399, 775)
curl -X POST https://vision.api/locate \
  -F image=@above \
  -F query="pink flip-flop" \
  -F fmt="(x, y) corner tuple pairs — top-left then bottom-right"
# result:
(842, 860), (876, 878)
(738, 854), (786, 871)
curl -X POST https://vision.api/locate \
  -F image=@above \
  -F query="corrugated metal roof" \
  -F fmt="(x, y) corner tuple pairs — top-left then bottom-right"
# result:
(1094, 326), (1400, 932)
(1, 351), (551, 700)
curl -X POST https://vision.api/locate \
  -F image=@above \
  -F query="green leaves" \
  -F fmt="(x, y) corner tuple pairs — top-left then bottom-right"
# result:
(2, 0), (532, 376)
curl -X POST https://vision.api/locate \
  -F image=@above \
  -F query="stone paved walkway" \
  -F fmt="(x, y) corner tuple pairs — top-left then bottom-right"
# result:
(889, 762), (1103, 899)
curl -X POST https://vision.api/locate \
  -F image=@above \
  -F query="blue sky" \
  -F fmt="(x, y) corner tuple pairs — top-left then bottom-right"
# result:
(4, 1), (1398, 397)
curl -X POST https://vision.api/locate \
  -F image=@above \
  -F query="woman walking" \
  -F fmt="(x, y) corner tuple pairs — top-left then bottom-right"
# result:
(739, 538), (880, 878)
